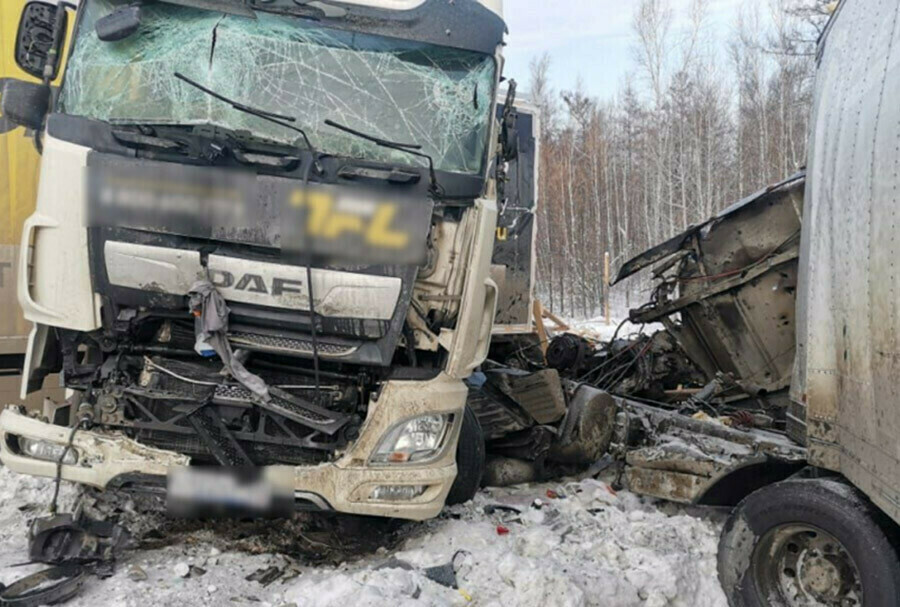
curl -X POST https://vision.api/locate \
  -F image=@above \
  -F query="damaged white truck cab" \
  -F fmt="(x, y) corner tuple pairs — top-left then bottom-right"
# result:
(0, 0), (525, 520)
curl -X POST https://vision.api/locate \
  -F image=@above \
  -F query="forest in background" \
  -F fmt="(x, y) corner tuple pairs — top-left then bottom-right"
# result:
(528, 0), (832, 318)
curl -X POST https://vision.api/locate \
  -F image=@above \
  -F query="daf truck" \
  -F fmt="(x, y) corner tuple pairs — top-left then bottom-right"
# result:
(0, 0), (535, 521)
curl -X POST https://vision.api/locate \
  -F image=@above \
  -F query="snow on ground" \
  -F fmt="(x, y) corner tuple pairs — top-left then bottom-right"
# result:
(0, 466), (728, 607)
(567, 316), (666, 343)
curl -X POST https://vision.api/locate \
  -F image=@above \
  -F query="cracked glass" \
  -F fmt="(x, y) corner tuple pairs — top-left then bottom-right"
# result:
(60, 1), (497, 174)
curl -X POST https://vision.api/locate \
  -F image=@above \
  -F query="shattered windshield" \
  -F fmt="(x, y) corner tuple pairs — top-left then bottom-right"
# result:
(59, 1), (498, 174)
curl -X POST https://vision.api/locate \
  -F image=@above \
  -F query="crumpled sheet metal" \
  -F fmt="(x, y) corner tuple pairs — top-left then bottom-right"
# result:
(617, 397), (806, 504)
(623, 431), (764, 504)
(60, 1), (496, 173)
(187, 280), (352, 436)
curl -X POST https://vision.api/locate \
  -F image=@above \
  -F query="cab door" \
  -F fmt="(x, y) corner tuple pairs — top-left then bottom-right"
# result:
(0, 0), (72, 404)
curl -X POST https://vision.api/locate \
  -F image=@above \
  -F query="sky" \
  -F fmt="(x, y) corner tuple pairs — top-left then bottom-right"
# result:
(502, 0), (747, 101)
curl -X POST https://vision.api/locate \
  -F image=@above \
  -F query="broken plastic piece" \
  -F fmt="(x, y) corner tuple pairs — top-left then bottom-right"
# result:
(482, 503), (522, 515)
(188, 280), (269, 400)
(423, 562), (458, 589)
(0, 564), (87, 607)
(29, 513), (132, 567)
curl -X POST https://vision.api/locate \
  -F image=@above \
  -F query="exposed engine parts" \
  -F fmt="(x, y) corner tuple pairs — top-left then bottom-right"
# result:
(48, 293), (372, 470)
(83, 354), (365, 467)
(466, 365), (617, 486)
(463, 174), (808, 501)
(547, 330), (705, 400)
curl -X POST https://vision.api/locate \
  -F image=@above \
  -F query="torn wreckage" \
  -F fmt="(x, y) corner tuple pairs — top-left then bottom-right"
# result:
(469, 172), (808, 505)
(2, 173), (810, 516)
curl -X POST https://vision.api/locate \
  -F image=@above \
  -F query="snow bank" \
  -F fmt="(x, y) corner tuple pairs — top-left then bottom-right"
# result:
(282, 479), (728, 607)
(0, 467), (728, 607)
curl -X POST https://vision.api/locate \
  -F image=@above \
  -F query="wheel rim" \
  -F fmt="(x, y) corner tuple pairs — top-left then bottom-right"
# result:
(751, 523), (863, 606)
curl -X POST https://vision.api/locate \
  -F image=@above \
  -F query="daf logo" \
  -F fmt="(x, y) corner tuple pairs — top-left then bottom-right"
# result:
(208, 269), (304, 296)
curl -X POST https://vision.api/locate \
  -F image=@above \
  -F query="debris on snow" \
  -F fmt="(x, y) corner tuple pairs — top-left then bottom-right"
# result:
(0, 466), (729, 606)
(246, 565), (283, 586)
(126, 565), (147, 582)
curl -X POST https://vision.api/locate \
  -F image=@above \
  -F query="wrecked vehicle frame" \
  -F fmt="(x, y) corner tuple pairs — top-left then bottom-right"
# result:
(1, 0), (515, 523)
(468, 172), (810, 508)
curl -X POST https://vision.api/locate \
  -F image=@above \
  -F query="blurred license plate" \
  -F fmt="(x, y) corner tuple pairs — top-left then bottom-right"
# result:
(167, 467), (293, 518)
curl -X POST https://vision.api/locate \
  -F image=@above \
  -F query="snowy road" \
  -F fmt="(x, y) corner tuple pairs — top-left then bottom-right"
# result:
(0, 466), (728, 607)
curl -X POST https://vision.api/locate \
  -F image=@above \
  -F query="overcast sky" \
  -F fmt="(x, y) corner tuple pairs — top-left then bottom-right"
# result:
(502, 0), (747, 101)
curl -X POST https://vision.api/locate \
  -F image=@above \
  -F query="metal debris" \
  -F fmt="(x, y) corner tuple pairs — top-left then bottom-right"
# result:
(245, 565), (283, 586)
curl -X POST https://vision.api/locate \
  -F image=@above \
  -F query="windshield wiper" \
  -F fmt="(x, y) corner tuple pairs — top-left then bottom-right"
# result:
(110, 122), (301, 169)
(323, 119), (441, 196)
(174, 72), (316, 154)
(110, 126), (185, 151)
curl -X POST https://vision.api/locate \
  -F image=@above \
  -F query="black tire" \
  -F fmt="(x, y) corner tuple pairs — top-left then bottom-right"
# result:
(445, 406), (485, 505)
(718, 477), (900, 607)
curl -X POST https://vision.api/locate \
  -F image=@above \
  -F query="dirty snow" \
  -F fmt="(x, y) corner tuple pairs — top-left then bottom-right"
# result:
(567, 317), (666, 343)
(0, 466), (728, 606)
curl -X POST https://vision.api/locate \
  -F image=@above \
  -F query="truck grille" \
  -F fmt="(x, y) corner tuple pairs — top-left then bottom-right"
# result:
(229, 332), (358, 357)
(213, 384), (332, 425)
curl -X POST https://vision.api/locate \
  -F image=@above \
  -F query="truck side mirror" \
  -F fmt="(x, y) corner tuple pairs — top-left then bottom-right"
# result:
(95, 5), (142, 42)
(15, 1), (68, 80)
(500, 79), (519, 161)
(0, 80), (51, 131)
(501, 122), (519, 161)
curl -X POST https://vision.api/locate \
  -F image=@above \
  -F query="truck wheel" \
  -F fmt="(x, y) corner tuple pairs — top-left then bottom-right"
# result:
(718, 477), (900, 607)
(445, 406), (484, 505)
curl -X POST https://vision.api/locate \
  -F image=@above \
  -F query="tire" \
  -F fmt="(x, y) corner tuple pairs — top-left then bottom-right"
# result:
(718, 477), (900, 607)
(445, 406), (485, 505)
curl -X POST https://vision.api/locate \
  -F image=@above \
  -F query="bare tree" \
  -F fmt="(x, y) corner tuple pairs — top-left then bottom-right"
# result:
(530, 0), (823, 318)
(633, 0), (673, 107)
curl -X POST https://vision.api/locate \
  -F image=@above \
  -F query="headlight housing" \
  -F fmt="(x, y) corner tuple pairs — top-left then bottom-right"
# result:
(370, 414), (451, 464)
(17, 436), (78, 465)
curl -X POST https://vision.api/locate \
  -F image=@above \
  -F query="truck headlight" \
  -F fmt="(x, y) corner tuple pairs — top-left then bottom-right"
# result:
(18, 437), (78, 465)
(371, 414), (450, 464)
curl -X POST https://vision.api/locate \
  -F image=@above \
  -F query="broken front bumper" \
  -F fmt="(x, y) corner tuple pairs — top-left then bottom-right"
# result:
(0, 374), (467, 521)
